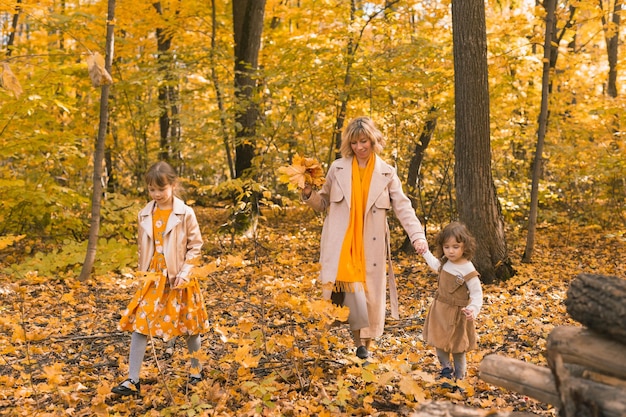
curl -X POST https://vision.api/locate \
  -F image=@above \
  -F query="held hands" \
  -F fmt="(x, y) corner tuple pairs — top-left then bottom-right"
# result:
(412, 238), (428, 255)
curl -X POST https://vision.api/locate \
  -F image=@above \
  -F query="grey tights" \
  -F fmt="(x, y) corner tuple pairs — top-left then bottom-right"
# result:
(436, 348), (467, 379)
(127, 332), (202, 382)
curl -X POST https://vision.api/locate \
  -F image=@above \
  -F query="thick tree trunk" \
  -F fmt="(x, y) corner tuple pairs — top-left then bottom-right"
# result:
(565, 273), (626, 344)
(232, 0), (266, 178)
(451, 0), (514, 283)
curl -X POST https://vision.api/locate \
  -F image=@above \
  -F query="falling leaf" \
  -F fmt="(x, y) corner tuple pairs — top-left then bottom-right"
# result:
(277, 154), (325, 190)
(1, 63), (23, 98)
(86, 52), (113, 87)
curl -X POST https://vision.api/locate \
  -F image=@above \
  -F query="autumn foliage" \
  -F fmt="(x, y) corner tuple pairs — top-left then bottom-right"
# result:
(1, 206), (624, 416)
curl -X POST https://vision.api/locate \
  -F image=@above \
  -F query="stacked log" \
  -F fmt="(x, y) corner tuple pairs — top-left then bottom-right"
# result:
(479, 273), (626, 417)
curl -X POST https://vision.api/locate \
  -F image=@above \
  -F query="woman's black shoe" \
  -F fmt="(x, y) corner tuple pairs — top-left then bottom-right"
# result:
(111, 378), (140, 396)
(356, 346), (369, 359)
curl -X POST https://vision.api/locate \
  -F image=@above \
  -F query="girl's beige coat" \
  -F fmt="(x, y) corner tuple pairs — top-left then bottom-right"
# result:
(305, 155), (425, 339)
(137, 197), (203, 284)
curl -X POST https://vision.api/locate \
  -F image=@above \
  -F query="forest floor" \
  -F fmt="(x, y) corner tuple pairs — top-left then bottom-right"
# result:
(1, 205), (624, 416)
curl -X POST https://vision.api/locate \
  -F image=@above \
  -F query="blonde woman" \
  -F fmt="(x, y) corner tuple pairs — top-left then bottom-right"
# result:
(303, 116), (428, 359)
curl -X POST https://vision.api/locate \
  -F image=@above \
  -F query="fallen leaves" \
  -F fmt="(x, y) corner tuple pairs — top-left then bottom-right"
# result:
(0, 206), (623, 416)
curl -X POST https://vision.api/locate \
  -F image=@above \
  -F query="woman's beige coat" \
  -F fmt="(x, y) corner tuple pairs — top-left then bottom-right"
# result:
(137, 197), (203, 285)
(305, 155), (425, 339)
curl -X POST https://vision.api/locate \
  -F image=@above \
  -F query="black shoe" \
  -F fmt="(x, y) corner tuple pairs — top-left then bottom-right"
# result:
(356, 346), (369, 359)
(111, 378), (140, 396)
(439, 366), (454, 379)
(189, 375), (203, 385)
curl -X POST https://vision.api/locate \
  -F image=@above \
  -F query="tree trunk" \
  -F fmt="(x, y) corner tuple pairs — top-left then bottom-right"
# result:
(523, 0), (555, 263)
(451, 0), (514, 283)
(6, 0), (21, 57)
(565, 273), (626, 345)
(400, 106), (437, 253)
(211, 0), (235, 180)
(78, 0), (115, 281)
(600, 0), (621, 98)
(232, 0), (266, 178)
(154, 1), (182, 165)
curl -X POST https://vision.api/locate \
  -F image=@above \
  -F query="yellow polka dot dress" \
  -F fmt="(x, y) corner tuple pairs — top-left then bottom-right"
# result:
(119, 206), (209, 340)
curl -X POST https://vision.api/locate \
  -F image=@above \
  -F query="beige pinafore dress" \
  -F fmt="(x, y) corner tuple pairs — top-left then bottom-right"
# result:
(423, 269), (480, 353)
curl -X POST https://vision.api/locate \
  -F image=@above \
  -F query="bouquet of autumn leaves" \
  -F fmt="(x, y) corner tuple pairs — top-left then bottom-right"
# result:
(277, 154), (325, 191)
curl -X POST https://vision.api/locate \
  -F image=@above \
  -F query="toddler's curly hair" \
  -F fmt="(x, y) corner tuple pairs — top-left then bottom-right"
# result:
(433, 221), (477, 262)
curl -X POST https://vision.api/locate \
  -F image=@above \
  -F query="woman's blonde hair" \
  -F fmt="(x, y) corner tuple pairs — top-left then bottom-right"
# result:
(339, 116), (386, 158)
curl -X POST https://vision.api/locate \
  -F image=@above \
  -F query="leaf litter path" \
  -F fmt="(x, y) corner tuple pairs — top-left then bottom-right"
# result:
(1, 206), (624, 416)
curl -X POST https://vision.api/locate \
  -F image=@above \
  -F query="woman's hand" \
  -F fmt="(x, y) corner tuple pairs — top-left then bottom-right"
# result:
(412, 238), (428, 255)
(302, 183), (312, 200)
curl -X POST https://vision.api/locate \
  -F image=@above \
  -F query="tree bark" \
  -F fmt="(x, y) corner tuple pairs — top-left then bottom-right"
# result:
(211, 0), (235, 180)
(400, 106), (437, 253)
(451, 0), (514, 283)
(6, 0), (21, 57)
(480, 354), (626, 416)
(523, 0), (555, 263)
(547, 326), (626, 381)
(78, 0), (115, 281)
(565, 273), (626, 344)
(599, 0), (621, 98)
(154, 1), (182, 165)
(232, 0), (266, 178)
(480, 354), (560, 405)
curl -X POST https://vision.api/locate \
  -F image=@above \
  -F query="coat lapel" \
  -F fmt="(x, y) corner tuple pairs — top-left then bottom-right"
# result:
(164, 197), (184, 235)
(365, 155), (392, 213)
(139, 201), (155, 240)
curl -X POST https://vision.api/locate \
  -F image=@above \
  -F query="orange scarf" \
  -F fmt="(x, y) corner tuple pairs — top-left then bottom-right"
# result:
(335, 155), (375, 292)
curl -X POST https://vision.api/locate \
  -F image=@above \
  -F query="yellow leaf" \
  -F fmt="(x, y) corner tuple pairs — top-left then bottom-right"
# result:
(398, 375), (425, 402)
(1, 63), (23, 98)
(43, 362), (66, 385)
(86, 52), (113, 87)
(235, 343), (262, 368)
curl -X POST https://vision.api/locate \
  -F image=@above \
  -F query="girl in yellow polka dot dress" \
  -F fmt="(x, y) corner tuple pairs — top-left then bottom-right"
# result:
(112, 161), (210, 397)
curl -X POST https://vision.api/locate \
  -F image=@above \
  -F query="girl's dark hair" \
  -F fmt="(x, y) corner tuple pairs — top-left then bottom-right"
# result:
(433, 221), (477, 262)
(145, 161), (177, 188)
